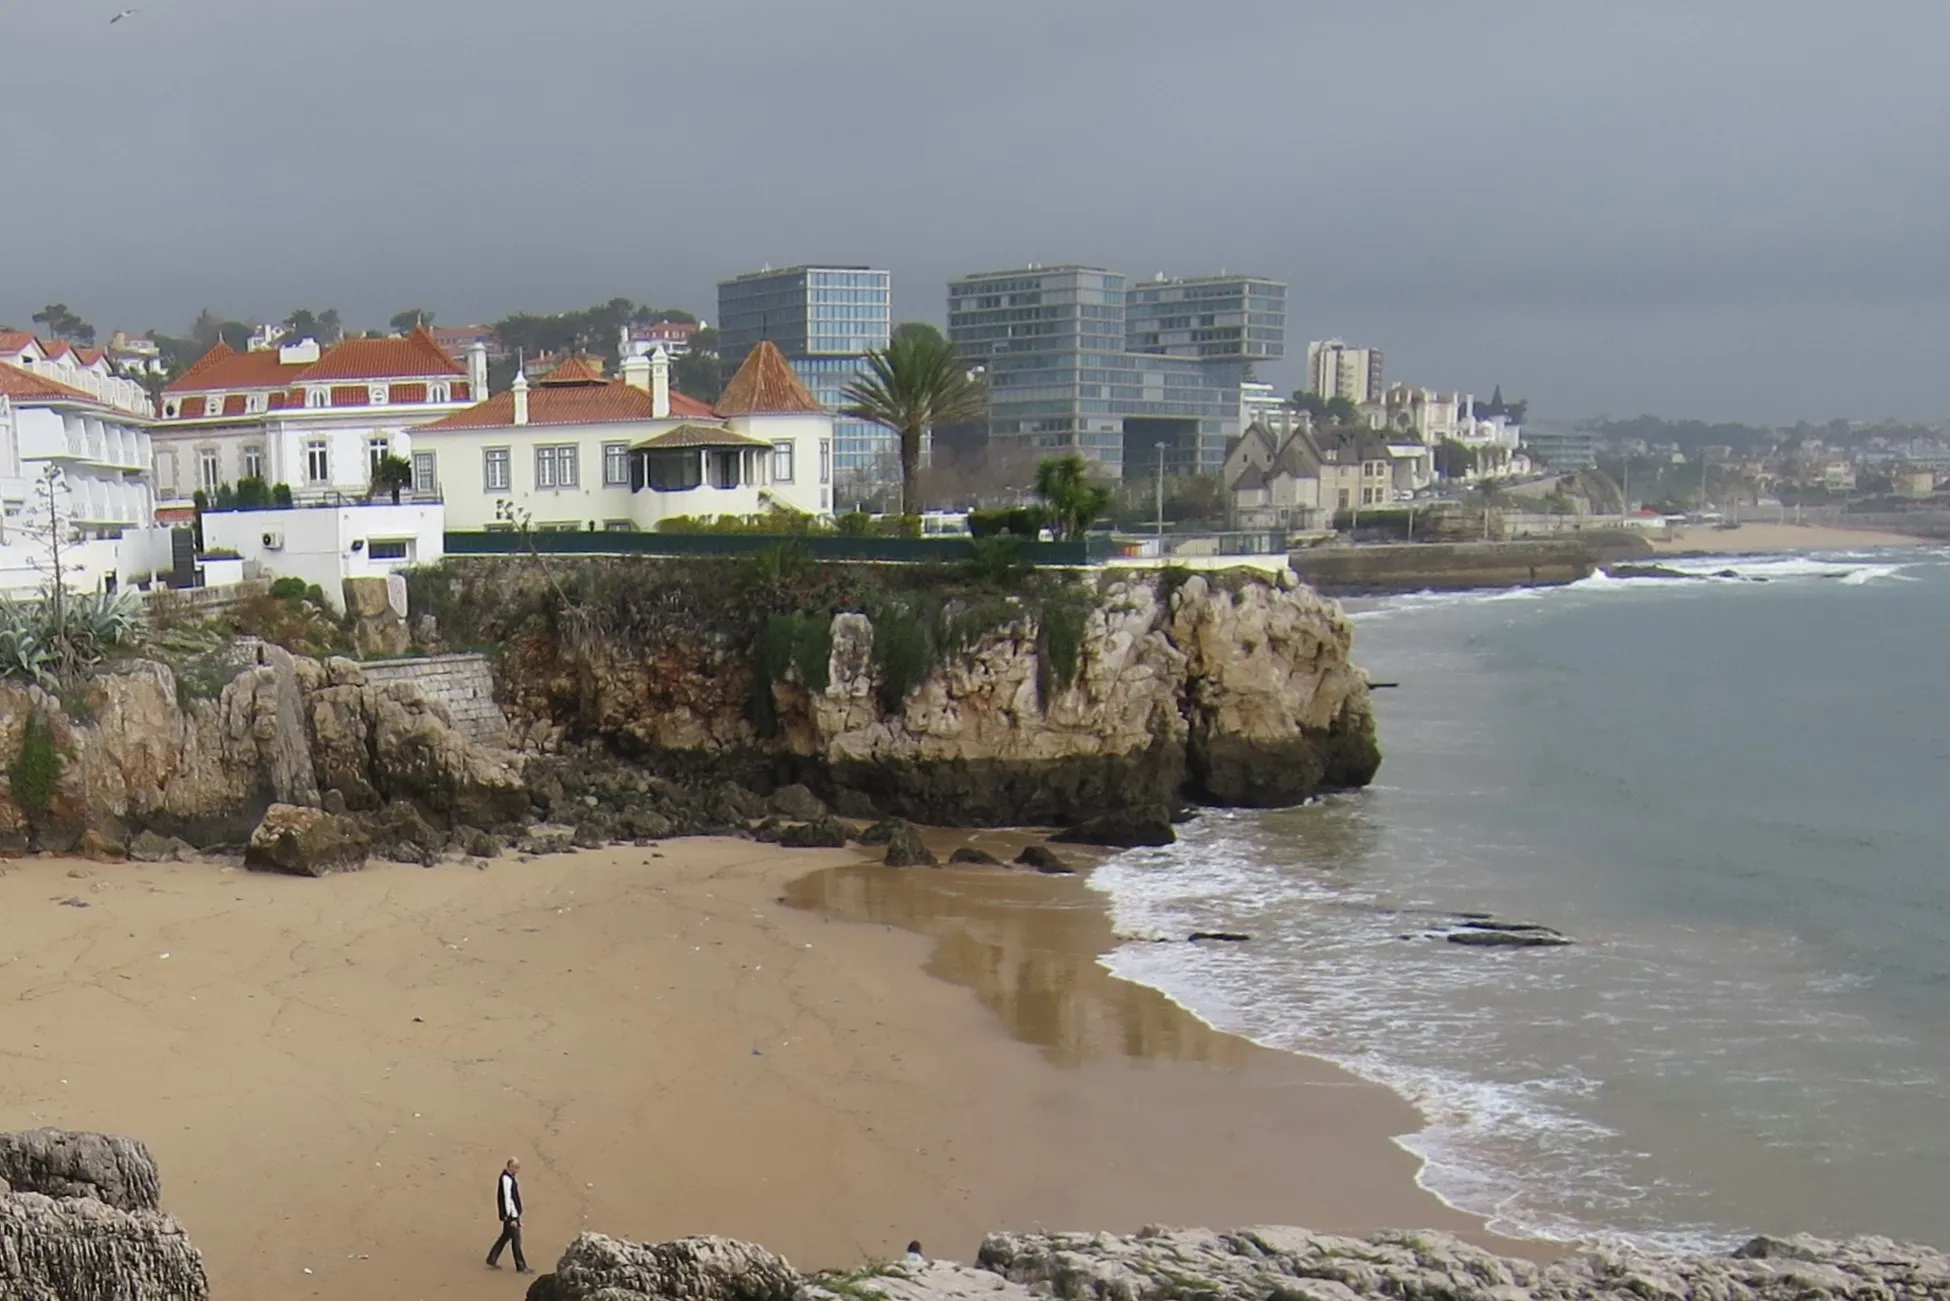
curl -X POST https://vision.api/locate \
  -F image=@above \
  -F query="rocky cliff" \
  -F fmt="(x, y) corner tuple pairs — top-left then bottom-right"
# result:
(528, 1227), (1950, 1301)
(0, 643), (526, 855)
(431, 560), (1379, 827)
(0, 1128), (209, 1300)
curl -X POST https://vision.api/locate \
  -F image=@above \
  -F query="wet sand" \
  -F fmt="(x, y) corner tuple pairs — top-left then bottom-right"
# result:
(1645, 522), (1928, 554)
(0, 838), (1537, 1300)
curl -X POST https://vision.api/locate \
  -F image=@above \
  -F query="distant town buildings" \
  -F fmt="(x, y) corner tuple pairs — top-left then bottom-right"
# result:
(718, 266), (891, 505)
(628, 320), (698, 357)
(432, 325), (503, 365)
(152, 326), (475, 502)
(1306, 339), (1385, 405)
(946, 265), (1285, 480)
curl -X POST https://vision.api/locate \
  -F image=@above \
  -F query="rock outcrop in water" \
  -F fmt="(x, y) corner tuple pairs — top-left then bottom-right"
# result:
(0, 1128), (208, 1300)
(530, 1227), (1950, 1301)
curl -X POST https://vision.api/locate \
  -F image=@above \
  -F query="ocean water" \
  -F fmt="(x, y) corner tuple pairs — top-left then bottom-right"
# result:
(1091, 549), (1950, 1251)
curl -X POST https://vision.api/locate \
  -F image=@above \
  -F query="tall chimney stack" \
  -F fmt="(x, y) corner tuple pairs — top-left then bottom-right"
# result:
(650, 345), (670, 419)
(512, 368), (530, 426)
(622, 350), (652, 393)
(466, 340), (488, 397)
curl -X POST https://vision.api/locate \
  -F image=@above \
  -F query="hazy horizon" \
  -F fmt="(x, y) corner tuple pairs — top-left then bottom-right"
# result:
(6, 0), (1947, 426)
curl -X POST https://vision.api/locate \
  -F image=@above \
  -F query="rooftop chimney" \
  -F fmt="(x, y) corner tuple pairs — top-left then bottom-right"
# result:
(512, 369), (530, 426)
(650, 344), (670, 419)
(622, 349), (652, 393)
(466, 340), (488, 397)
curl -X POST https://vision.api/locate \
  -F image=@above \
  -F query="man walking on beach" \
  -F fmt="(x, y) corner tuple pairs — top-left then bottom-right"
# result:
(486, 1157), (531, 1274)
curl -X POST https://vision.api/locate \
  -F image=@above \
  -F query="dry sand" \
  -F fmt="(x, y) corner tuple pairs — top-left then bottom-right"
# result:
(1644, 522), (1929, 554)
(0, 838), (1532, 1300)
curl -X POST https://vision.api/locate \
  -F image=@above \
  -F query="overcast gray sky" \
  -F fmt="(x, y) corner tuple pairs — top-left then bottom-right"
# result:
(5, 0), (1946, 423)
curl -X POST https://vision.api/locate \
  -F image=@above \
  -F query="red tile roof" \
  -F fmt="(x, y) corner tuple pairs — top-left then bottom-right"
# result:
(165, 342), (303, 393)
(539, 356), (605, 385)
(0, 331), (36, 355)
(716, 340), (824, 415)
(417, 376), (716, 431)
(297, 326), (464, 382)
(0, 360), (106, 405)
(164, 325), (463, 396)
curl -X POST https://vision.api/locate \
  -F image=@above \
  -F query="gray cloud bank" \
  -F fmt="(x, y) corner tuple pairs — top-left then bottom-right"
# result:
(4, 0), (1945, 423)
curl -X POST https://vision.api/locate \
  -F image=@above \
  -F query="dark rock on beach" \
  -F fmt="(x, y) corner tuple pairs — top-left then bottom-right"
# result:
(1053, 808), (1177, 849)
(948, 846), (1004, 866)
(1013, 845), (1074, 874)
(880, 821), (937, 867)
(1188, 931), (1251, 943)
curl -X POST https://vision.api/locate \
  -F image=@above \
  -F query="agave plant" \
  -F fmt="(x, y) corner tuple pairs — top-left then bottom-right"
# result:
(0, 584), (146, 683)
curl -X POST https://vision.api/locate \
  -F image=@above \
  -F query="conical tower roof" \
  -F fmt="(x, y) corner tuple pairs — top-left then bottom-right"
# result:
(716, 340), (824, 415)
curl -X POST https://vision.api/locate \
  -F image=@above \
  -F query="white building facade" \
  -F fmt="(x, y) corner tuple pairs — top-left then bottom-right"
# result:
(0, 339), (158, 536)
(413, 341), (833, 531)
(152, 327), (481, 503)
(1306, 339), (1385, 403)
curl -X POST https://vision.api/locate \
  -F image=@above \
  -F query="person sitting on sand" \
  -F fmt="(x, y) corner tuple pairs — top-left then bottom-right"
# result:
(486, 1157), (532, 1274)
(905, 1241), (925, 1267)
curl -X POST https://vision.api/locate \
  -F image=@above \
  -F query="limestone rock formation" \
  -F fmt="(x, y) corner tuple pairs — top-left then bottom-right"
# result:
(528, 1228), (1950, 1301)
(0, 641), (525, 854)
(977, 1227), (1950, 1301)
(244, 803), (372, 876)
(525, 1232), (800, 1301)
(0, 1128), (208, 1300)
(0, 1129), (161, 1211)
(342, 575), (411, 657)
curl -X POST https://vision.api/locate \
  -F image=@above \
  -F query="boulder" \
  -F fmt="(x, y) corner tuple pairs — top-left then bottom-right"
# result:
(0, 1129), (161, 1211)
(525, 1232), (800, 1301)
(881, 821), (937, 867)
(243, 804), (371, 877)
(344, 576), (411, 658)
(806, 1260), (1037, 1301)
(855, 820), (901, 846)
(777, 820), (849, 849)
(767, 784), (828, 821)
(0, 1192), (209, 1300)
(1013, 845), (1073, 875)
(364, 800), (443, 865)
(127, 830), (196, 863)
(1053, 809), (1176, 849)
(949, 846), (1004, 866)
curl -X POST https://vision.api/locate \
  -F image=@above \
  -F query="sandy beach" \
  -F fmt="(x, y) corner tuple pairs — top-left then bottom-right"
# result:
(1643, 521), (1929, 554)
(0, 837), (1533, 1300)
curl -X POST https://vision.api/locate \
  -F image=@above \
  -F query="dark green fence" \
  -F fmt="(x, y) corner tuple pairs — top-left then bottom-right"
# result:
(443, 531), (1108, 565)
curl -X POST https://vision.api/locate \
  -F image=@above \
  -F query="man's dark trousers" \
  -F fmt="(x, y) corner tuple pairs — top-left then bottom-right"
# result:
(488, 1218), (526, 1271)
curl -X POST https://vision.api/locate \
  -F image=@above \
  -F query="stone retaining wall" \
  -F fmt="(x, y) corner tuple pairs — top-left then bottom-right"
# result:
(360, 653), (508, 745)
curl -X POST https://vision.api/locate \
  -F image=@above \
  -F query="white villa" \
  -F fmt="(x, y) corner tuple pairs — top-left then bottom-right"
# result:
(152, 325), (479, 502)
(413, 340), (834, 531)
(0, 334), (158, 537)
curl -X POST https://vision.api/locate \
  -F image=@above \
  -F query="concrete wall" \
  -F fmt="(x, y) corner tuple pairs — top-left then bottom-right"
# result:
(360, 653), (507, 745)
(1290, 535), (1654, 596)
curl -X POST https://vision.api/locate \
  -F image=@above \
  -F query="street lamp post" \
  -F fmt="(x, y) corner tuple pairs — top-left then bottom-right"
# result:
(1154, 441), (1166, 549)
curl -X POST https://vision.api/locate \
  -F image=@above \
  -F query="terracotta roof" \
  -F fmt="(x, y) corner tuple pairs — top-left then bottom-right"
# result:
(539, 356), (605, 385)
(416, 377), (717, 431)
(0, 360), (106, 405)
(296, 326), (463, 381)
(0, 331), (36, 355)
(715, 340), (823, 415)
(165, 342), (301, 393)
(165, 325), (464, 396)
(632, 423), (770, 450)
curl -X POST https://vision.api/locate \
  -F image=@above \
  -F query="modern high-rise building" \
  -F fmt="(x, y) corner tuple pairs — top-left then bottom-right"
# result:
(946, 265), (1283, 479)
(1306, 339), (1384, 404)
(717, 265), (892, 504)
(1125, 275), (1286, 364)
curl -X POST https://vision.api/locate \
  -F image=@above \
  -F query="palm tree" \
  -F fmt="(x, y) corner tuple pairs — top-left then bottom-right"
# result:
(368, 453), (415, 505)
(1033, 454), (1113, 541)
(841, 331), (986, 517)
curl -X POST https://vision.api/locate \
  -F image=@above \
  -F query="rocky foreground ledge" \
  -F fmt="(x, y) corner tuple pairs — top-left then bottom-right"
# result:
(524, 1227), (1950, 1301)
(0, 1128), (207, 1299)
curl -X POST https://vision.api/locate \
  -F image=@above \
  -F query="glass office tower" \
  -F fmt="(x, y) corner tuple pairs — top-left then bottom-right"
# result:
(718, 266), (893, 504)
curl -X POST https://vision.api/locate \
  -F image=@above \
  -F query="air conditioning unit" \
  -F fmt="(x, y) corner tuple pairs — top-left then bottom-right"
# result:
(261, 531), (284, 549)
